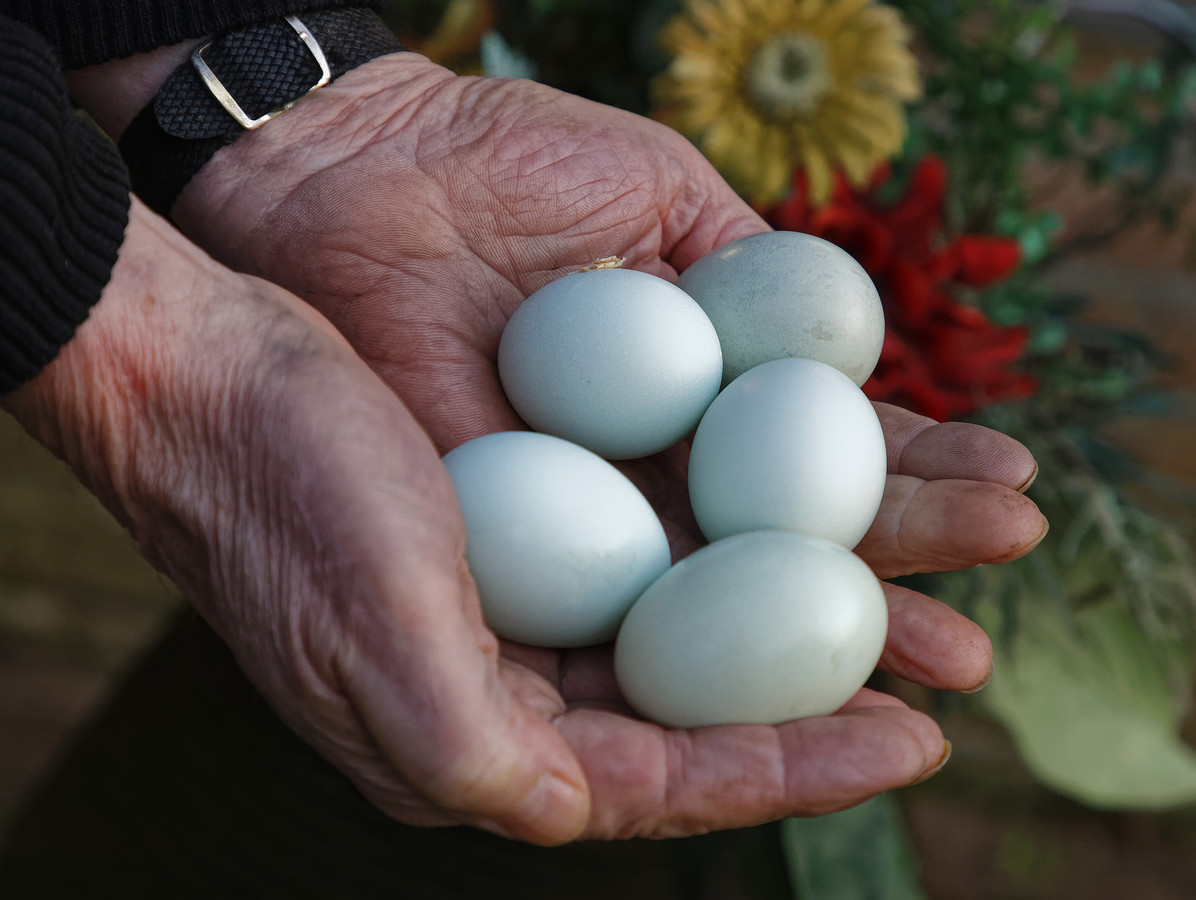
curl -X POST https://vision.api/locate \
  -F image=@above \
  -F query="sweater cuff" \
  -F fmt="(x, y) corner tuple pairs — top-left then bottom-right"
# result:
(0, 20), (131, 394)
(2, 0), (390, 69)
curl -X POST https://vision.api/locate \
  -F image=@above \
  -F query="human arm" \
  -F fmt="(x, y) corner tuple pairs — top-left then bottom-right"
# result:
(0, 15), (587, 845)
(2, 194), (600, 845)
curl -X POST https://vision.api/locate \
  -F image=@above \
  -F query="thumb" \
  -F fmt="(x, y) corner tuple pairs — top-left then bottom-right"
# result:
(335, 570), (592, 845)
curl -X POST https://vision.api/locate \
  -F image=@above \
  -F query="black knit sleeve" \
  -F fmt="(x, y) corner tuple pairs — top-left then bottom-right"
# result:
(0, 18), (132, 395)
(0, 1), (389, 68)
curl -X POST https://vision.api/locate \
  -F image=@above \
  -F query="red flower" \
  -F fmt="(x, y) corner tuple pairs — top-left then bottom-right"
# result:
(764, 156), (1036, 421)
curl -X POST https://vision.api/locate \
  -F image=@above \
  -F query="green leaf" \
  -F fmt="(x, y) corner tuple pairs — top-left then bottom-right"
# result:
(1017, 223), (1052, 265)
(1170, 67), (1196, 116)
(780, 794), (926, 900)
(1137, 59), (1165, 94)
(480, 31), (539, 80)
(977, 598), (1196, 810)
(1026, 319), (1068, 354)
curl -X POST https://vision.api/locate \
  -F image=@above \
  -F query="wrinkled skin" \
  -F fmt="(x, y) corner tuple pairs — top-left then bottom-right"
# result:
(57, 55), (1047, 845)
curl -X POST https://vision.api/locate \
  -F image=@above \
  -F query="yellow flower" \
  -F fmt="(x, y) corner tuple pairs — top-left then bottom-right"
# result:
(654, 0), (922, 206)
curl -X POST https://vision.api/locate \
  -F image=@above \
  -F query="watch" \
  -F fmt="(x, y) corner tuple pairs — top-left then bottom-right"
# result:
(119, 7), (407, 216)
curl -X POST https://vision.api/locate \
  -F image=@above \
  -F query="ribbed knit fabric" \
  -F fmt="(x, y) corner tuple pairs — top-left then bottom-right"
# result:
(0, 0), (388, 68)
(0, 19), (131, 395)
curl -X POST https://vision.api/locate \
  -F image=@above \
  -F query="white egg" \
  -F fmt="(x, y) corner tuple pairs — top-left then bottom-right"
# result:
(442, 431), (671, 647)
(614, 530), (888, 728)
(677, 231), (884, 387)
(498, 267), (723, 460)
(687, 357), (887, 549)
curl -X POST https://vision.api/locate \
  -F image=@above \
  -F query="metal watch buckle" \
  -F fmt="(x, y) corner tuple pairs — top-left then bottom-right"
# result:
(191, 15), (331, 130)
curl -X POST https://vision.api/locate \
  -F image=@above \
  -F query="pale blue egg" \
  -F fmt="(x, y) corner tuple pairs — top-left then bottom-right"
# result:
(443, 431), (672, 647)
(615, 531), (888, 727)
(687, 357), (887, 549)
(498, 267), (723, 460)
(677, 231), (884, 387)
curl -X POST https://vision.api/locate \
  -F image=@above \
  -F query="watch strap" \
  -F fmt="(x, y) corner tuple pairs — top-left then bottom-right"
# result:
(119, 8), (406, 216)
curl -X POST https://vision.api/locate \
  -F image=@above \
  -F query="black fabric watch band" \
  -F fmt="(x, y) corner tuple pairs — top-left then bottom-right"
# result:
(119, 7), (406, 216)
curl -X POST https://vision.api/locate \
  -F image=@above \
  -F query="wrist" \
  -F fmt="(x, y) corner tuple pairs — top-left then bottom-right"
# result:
(71, 9), (409, 218)
(2, 200), (269, 538)
(67, 40), (202, 141)
(3, 201), (210, 500)
(172, 52), (451, 261)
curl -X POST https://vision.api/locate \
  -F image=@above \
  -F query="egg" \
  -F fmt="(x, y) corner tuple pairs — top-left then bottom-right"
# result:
(677, 230), (884, 387)
(442, 431), (672, 647)
(614, 530), (889, 728)
(498, 267), (723, 459)
(687, 357), (887, 549)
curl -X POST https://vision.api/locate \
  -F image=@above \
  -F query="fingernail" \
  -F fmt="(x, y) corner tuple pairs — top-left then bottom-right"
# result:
(1017, 462), (1039, 493)
(909, 740), (952, 786)
(1027, 516), (1050, 552)
(962, 663), (994, 694)
(512, 773), (589, 845)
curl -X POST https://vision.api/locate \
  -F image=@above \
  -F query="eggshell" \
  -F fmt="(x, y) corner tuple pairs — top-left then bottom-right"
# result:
(614, 530), (889, 728)
(442, 431), (672, 647)
(687, 357), (887, 548)
(498, 267), (723, 459)
(677, 230), (884, 386)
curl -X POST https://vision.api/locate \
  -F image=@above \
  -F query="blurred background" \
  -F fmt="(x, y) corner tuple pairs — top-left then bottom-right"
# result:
(6, 1), (1196, 897)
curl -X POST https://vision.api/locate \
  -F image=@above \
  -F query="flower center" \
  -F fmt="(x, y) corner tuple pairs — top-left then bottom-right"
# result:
(744, 32), (831, 120)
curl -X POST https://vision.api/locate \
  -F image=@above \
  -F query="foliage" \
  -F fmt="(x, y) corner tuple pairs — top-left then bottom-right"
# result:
(978, 596), (1196, 810)
(890, 0), (1196, 435)
(879, 0), (1196, 812)
(890, 0), (1196, 644)
(894, 0), (1196, 241)
(781, 794), (927, 899)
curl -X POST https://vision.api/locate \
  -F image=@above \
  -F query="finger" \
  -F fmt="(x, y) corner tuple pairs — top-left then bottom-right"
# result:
(281, 364), (592, 847)
(340, 606), (593, 845)
(838, 686), (914, 711)
(875, 404), (1039, 492)
(556, 704), (946, 840)
(857, 475), (1049, 578)
(880, 582), (992, 692)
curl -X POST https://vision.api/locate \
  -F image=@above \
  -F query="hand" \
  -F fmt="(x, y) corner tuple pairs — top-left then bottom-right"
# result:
(166, 51), (1045, 537)
(3, 199), (593, 845)
(491, 404), (1042, 838)
(166, 55), (1045, 837)
(68, 54), (1048, 840)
